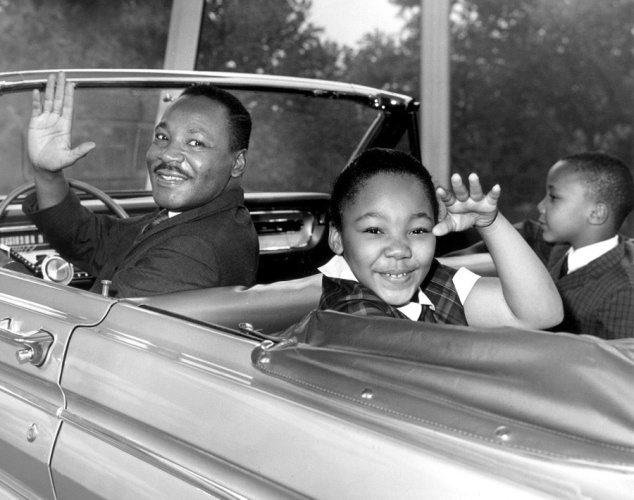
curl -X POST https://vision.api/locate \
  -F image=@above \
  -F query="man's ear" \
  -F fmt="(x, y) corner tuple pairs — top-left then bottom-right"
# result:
(328, 224), (344, 255)
(588, 202), (609, 226)
(230, 150), (247, 178)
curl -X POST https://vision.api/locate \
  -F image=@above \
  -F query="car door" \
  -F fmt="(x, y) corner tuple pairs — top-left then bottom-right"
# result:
(0, 269), (113, 499)
(50, 299), (307, 499)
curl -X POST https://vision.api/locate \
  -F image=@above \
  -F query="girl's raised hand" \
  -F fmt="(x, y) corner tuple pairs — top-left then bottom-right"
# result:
(433, 173), (500, 236)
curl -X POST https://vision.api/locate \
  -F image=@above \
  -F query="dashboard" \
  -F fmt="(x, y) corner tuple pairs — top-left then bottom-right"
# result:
(0, 191), (333, 286)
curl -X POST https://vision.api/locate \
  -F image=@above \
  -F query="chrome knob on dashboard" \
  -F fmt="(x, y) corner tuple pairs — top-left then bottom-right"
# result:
(101, 280), (113, 297)
(40, 255), (74, 285)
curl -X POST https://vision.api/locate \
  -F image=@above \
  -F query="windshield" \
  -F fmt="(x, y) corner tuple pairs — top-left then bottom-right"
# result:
(0, 86), (380, 195)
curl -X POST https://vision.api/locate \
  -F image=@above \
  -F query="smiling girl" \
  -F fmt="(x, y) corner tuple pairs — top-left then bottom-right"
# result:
(319, 148), (563, 329)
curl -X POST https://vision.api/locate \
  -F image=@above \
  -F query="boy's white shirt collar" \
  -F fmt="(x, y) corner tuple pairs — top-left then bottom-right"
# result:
(318, 255), (434, 320)
(566, 235), (618, 274)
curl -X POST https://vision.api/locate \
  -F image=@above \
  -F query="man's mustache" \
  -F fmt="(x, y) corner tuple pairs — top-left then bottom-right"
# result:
(153, 162), (188, 178)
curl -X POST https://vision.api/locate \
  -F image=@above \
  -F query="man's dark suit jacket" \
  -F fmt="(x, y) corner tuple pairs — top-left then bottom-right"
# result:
(23, 188), (259, 297)
(520, 220), (634, 339)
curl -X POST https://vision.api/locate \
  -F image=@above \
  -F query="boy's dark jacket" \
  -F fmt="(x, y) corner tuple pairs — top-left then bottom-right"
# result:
(520, 219), (634, 339)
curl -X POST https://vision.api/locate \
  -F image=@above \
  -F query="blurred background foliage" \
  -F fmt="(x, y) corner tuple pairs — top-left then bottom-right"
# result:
(0, 0), (632, 230)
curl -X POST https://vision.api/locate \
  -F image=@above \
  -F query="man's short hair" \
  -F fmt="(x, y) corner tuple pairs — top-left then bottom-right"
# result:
(562, 151), (634, 227)
(180, 84), (251, 152)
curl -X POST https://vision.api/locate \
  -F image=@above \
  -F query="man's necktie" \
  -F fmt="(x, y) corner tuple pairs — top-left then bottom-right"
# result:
(142, 208), (169, 233)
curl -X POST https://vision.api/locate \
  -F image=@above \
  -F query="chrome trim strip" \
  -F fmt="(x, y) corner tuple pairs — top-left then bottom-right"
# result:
(94, 329), (254, 386)
(58, 409), (296, 499)
(0, 378), (61, 416)
(0, 69), (416, 112)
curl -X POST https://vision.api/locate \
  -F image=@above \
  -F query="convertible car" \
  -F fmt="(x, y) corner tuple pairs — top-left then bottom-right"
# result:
(0, 70), (632, 499)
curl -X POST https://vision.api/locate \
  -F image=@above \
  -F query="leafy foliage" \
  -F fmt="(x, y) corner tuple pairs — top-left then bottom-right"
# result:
(0, 0), (631, 230)
(343, 0), (634, 228)
(0, 0), (171, 70)
(196, 0), (341, 79)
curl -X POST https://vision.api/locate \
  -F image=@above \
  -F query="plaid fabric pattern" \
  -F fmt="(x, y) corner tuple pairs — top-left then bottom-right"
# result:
(521, 220), (634, 339)
(319, 259), (468, 325)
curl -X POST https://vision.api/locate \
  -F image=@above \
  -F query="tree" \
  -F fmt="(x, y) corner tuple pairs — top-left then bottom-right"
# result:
(196, 0), (340, 79)
(0, 0), (172, 71)
(342, 0), (634, 227)
(194, 1), (360, 194)
(340, 30), (418, 95)
(0, 0), (340, 77)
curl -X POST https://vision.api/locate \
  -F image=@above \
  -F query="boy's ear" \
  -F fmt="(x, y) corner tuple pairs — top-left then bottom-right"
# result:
(588, 202), (609, 226)
(328, 224), (344, 255)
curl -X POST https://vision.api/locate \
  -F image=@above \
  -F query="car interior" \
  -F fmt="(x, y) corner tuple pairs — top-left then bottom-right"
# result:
(0, 71), (481, 337)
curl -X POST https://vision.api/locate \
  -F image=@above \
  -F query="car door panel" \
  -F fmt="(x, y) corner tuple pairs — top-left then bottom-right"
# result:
(49, 424), (233, 500)
(0, 385), (58, 500)
(0, 270), (114, 499)
(53, 302), (307, 499)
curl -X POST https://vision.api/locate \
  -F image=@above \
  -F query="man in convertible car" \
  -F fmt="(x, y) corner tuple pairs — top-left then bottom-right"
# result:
(22, 72), (259, 297)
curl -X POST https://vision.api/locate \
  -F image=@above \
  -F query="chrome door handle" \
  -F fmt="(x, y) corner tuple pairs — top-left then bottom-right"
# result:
(0, 318), (54, 367)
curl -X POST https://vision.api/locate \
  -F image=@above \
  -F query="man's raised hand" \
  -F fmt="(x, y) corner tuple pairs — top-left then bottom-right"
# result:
(28, 72), (95, 172)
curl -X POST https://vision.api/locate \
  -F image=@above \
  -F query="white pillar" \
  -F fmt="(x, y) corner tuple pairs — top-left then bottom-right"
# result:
(420, 0), (451, 186)
(163, 0), (205, 70)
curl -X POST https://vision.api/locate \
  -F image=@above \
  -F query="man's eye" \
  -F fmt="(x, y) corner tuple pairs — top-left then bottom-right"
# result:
(188, 139), (204, 147)
(549, 194), (557, 201)
(154, 132), (168, 141)
(363, 227), (381, 234)
(412, 228), (432, 235)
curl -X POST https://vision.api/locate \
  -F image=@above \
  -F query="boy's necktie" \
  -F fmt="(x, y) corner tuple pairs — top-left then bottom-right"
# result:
(559, 256), (569, 278)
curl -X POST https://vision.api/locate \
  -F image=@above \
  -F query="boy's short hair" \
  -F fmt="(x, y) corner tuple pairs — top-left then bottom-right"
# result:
(330, 148), (439, 229)
(561, 152), (634, 228)
(180, 84), (252, 152)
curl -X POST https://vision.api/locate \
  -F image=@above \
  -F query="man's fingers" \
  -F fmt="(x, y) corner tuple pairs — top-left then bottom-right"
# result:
(72, 142), (96, 161)
(52, 72), (66, 116)
(40, 72), (68, 116)
(42, 73), (56, 113)
(31, 89), (42, 118)
(62, 79), (75, 118)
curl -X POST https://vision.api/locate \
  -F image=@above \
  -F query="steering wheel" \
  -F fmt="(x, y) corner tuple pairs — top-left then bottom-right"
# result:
(0, 178), (129, 220)
(0, 179), (129, 283)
